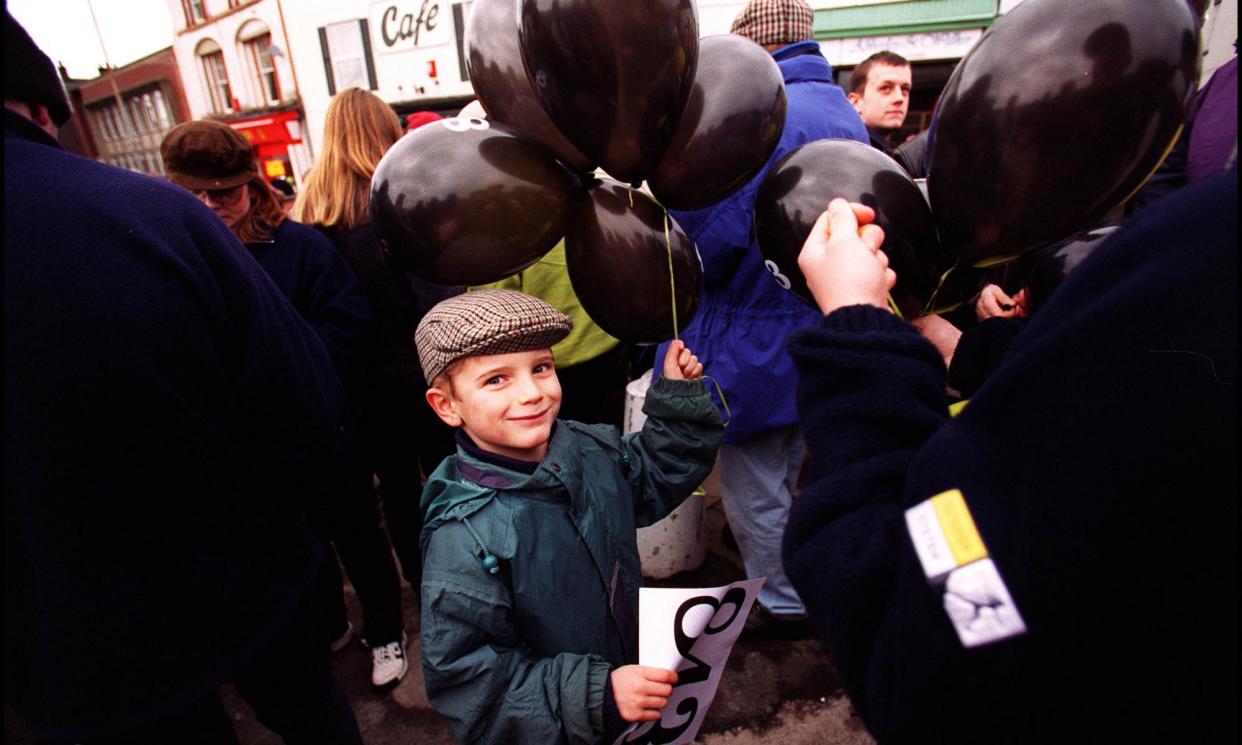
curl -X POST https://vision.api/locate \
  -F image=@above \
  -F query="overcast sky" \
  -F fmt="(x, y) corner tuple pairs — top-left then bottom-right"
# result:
(9, 0), (176, 80)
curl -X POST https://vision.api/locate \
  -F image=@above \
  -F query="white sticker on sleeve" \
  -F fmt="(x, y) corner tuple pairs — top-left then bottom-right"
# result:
(942, 558), (1027, 648)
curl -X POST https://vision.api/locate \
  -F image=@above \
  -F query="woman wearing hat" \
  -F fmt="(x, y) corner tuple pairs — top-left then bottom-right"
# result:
(159, 121), (414, 690)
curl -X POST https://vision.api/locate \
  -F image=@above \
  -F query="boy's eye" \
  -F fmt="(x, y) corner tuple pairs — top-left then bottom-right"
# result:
(485, 375), (504, 386)
(533, 362), (553, 374)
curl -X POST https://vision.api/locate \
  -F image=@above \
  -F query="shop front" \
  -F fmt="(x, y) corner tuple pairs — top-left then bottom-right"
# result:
(227, 107), (312, 192)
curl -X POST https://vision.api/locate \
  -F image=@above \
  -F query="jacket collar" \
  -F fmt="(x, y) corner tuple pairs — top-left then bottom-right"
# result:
(4, 108), (62, 149)
(772, 40), (835, 85)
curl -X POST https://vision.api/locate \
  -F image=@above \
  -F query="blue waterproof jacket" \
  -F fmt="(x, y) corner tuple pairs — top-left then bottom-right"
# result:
(656, 40), (868, 443)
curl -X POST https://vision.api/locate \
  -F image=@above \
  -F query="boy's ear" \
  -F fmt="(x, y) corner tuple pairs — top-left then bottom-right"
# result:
(425, 386), (462, 427)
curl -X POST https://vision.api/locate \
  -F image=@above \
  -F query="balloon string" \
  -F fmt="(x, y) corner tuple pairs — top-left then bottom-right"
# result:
(923, 259), (961, 316)
(663, 208), (680, 340)
(710, 377), (732, 427)
(886, 292), (904, 319)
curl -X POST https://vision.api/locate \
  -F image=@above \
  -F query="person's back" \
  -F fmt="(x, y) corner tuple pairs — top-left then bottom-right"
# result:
(4, 106), (349, 739)
(651, 0), (868, 640)
(413, 290), (724, 744)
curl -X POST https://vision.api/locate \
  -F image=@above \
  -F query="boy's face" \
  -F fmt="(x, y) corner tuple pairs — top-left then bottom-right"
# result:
(426, 348), (562, 462)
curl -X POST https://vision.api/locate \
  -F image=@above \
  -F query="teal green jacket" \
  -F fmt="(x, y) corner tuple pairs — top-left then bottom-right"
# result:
(419, 377), (724, 744)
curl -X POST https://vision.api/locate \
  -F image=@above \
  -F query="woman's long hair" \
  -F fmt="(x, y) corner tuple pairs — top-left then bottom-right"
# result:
(292, 88), (404, 231)
(232, 171), (289, 243)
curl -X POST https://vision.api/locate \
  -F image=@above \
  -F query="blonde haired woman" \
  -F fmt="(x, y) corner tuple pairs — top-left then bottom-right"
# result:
(294, 89), (459, 684)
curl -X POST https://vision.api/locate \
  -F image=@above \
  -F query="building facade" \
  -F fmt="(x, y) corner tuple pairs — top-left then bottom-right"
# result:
(168, 0), (1234, 180)
(280, 0), (477, 163)
(166, 0), (313, 186)
(61, 48), (192, 176)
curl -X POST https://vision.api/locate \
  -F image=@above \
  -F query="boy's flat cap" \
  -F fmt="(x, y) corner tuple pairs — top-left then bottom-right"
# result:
(416, 289), (572, 385)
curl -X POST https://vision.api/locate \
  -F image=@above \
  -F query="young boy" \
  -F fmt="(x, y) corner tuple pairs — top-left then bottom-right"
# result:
(414, 289), (724, 744)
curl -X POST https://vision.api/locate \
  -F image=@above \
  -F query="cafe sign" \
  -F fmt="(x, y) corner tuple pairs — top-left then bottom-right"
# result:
(369, 0), (454, 55)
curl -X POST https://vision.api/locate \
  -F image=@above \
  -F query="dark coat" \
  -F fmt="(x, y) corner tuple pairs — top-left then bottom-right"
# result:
(245, 219), (378, 389)
(784, 171), (1238, 743)
(315, 223), (460, 385)
(3, 110), (345, 739)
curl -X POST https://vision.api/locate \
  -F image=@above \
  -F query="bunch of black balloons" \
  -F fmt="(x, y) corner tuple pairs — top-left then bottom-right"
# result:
(370, 0), (789, 344)
(752, 0), (1199, 315)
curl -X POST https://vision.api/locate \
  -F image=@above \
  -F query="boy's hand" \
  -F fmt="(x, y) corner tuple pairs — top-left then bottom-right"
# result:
(797, 198), (896, 315)
(662, 339), (703, 381)
(611, 665), (678, 722)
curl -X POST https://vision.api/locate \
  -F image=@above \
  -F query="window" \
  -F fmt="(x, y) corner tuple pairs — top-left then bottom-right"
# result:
(93, 110), (113, 142)
(94, 101), (130, 141)
(199, 44), (233, 114)
(181, 0), (207, 26)
(151, 89), (172, 130)
(128, 99), (147, 133)
(244, 33), (281, 103)
(318, 19), (377, 95)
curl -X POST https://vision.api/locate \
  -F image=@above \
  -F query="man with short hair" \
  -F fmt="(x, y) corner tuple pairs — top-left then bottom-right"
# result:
(848, 50), (913, 154)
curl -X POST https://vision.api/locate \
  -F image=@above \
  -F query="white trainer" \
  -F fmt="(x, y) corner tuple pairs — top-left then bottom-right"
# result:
(370, 632), (408, 688)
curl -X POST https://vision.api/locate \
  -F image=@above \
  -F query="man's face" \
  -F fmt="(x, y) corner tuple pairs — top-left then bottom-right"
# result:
(849, 64), (913, 130)
(430, 349), (562, 462)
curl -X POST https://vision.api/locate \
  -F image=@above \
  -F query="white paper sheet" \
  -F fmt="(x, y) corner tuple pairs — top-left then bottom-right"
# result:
(614, 577), (766, 745)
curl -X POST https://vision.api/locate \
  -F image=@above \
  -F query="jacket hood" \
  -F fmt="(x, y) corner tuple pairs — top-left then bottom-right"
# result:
(773, 40), (834, 85)
(419, 457), (496, 549)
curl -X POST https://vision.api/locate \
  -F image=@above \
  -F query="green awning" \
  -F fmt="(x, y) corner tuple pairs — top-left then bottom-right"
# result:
(815, 0), (998, 39)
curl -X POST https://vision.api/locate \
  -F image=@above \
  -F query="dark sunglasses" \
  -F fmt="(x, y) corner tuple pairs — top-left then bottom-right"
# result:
(192, 184), (247, 205)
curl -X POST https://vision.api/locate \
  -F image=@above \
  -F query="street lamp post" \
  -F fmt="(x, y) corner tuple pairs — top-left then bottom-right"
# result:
(86, 0), (137, 141)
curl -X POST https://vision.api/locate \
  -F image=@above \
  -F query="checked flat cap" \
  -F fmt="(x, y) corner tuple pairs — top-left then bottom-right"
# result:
(416, 290), (572, 385)
(730, 0), (815, 46)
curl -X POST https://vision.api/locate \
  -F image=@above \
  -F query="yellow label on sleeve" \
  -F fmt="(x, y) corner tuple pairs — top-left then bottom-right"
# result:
(930, 489), (988, 566)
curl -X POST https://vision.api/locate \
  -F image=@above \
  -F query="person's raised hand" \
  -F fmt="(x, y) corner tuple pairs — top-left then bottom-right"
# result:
(975, 283), (1029, 321)
(610, 665), (678, 722)
(662, 339), (703, 381)
(797, 198), (896, 315)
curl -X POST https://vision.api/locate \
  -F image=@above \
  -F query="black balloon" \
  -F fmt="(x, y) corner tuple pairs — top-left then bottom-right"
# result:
(465, 0), (593, 173)
(649, 34), (786, 210)
(755, 138), (947, 310)
(519, 0), (698, 186)
(1016, 224), (1118, 312)
(565, 180), (702, 344)
(927, 0), (1198, 266)
(370, 118), (579, 286)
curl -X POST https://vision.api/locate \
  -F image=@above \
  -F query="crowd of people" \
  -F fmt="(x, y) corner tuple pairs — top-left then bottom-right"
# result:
(5, 0), (1237, 743)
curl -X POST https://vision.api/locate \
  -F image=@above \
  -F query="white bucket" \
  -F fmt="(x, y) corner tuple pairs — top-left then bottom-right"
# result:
(625, 370), (708, 579)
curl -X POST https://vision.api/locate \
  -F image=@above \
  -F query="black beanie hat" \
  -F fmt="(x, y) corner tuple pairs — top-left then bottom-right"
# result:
(5, 11), (72, 127)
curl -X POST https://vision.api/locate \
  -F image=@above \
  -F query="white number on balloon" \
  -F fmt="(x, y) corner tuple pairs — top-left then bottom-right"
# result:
(764, 260), (791, 290)
(442, 117), (490, 132)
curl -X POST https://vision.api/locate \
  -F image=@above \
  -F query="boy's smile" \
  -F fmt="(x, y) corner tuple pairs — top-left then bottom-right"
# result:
(429, 348), (562, 462)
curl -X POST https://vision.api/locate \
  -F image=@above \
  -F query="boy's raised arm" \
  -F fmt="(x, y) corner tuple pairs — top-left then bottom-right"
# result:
(624, 341), (725, 528)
